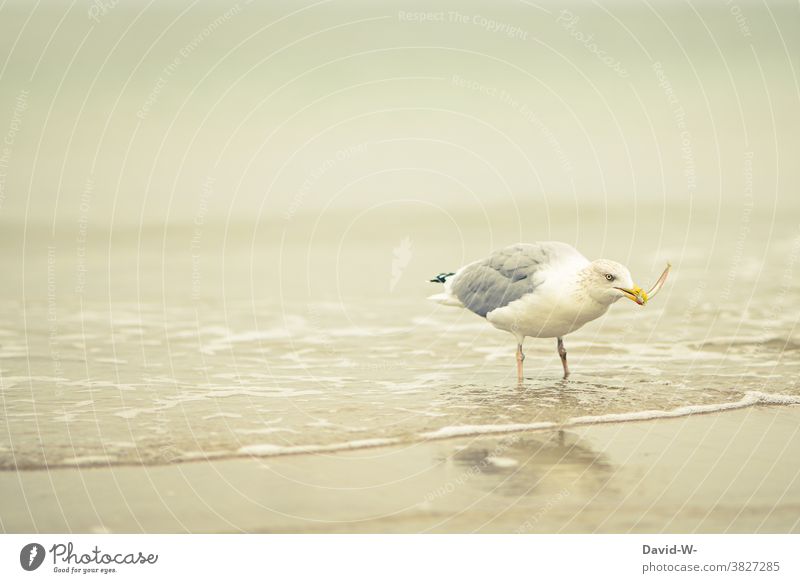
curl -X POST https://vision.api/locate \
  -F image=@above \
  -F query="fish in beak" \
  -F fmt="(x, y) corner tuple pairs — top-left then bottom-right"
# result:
(615, 285), (648, 305)
(615, 263), (671, 306)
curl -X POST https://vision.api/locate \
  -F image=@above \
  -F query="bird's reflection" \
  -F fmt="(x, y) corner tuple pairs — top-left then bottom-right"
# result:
(447, 429), (614, 499)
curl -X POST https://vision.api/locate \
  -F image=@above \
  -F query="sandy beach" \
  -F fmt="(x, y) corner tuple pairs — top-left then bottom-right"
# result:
(3, 405), (798, 533)
(1, 0), (799, 543)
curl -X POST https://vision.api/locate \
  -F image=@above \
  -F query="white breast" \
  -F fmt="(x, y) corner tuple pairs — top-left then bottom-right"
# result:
(485, 268), (609, 339)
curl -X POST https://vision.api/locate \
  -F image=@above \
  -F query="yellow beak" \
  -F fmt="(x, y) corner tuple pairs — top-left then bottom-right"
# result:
(615, 285), (648, 305)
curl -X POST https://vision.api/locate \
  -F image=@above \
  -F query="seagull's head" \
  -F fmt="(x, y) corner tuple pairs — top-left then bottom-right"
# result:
(585, 259), (648, 306)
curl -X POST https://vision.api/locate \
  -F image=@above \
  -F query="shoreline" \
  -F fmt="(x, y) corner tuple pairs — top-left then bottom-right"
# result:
(3, 392), (798, 472)
(2, 405), (799, 533)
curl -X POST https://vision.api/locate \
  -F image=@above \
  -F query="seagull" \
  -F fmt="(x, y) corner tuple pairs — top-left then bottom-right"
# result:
(428, 242), (670, 382)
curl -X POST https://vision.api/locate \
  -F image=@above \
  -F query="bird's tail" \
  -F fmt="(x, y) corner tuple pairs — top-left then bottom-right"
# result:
(427, 272), (462, 307)
(429, 272), (455, 284)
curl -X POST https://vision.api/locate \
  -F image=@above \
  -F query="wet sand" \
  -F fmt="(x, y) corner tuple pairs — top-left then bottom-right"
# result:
(2, 0), (799, 539)
(3, 405), (799, 533)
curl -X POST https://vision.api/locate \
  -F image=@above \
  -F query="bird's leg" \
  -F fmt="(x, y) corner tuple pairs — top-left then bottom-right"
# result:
(557, 337), (569, 379)
(516, 342), (525, 384)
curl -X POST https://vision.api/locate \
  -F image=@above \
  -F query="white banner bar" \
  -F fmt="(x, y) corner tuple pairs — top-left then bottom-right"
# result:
(0, 534), (797, 582)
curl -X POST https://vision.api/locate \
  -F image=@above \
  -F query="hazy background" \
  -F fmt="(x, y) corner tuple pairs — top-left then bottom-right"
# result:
(3, 1), (800, 534)
(0, 0), (798, 303)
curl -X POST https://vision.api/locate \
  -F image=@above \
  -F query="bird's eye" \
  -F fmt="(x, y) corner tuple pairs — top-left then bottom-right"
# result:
(605, 274), (615, 281)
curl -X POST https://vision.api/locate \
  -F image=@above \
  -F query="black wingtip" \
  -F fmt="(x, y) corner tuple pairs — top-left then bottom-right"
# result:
(429, 272), (455, 284)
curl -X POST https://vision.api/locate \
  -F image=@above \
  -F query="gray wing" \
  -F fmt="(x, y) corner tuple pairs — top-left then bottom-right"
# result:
(450, 243), (571, 317)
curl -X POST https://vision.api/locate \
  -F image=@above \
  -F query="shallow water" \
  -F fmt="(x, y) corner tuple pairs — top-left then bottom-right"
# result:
(2, 209), (799, 469)
(0, 0), (799, 472)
